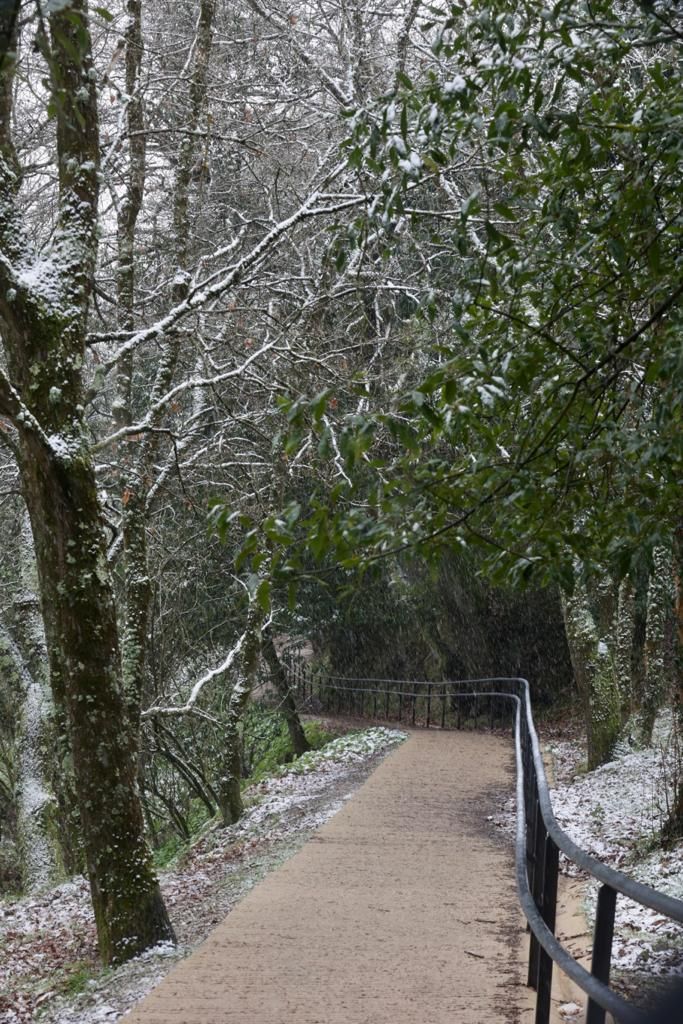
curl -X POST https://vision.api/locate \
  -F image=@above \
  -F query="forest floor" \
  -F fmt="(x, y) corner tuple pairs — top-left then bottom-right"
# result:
(546, 710), (683, 1005)
(2, 712), (683, 1022)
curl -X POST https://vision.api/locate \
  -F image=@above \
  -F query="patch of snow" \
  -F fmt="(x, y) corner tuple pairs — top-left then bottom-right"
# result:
(398, 151), (423, 176)
(16, 258), (65, 310)
(548, 711), (683, 983)
(443, 75), (467, 95)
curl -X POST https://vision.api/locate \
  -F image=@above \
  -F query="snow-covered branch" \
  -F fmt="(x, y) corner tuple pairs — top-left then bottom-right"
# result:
(95, 336), (277, 451)
(141, 630), (248, 720)
(243, 0), (353, 108)
(103, 179), (361, 374)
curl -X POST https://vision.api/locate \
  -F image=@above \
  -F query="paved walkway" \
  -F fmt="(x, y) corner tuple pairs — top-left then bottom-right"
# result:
(126, 731), (525, 1024)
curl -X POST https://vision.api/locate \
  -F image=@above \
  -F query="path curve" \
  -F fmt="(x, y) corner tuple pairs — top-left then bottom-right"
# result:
(126, 731), (525, 1024)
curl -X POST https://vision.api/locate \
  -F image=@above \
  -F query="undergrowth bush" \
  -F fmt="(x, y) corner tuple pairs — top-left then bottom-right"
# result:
(249, 719), (336, 783)
(152, 709), (338, 866)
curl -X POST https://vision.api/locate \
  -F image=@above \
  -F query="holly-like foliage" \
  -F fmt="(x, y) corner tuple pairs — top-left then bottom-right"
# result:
(220, 0), (683, 593)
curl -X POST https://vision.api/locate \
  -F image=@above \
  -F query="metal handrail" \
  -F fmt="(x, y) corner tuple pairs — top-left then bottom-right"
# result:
(284, 664), (683, 1024)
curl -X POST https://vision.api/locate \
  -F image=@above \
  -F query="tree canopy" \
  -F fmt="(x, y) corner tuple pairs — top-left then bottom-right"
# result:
(222, 0), (683, 592)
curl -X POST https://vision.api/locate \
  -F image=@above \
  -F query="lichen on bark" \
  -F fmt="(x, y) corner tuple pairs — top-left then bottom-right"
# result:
(639, 545), (676, 745)
(562, 570), (622, 769)
(0, 620), (64, 893)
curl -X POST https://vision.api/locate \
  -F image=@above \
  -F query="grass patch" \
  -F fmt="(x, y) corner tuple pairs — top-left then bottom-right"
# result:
(59, 961), (100, 997)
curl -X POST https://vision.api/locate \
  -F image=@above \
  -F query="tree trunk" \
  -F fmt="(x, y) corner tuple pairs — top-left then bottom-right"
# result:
(14, 512), (83, 876)
(662, 527), (683, 842)
(261, 626), (310, 756)
(639, 546), (675, 744)
(628, 562), (649, 725)
(562, 573), (622, 769)
(115, 0), (216, 722)
(0, 622), (64, 893)
(114, 0), (151, 729)
(218, 605), (262, 826)
(19, 437), (175, 961)
(615, 575), (635, 718)
(0, 2), (174, 963)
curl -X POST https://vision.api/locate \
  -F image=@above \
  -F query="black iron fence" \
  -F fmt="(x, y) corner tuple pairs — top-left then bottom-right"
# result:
(283, 663), (683, 1024)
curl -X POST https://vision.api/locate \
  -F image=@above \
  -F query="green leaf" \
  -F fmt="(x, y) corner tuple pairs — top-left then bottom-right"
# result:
(494, 201), (516, 220)
(256, 578), (271, 614)
(396, 71), (414, 90)
(484, 220), (514, 249)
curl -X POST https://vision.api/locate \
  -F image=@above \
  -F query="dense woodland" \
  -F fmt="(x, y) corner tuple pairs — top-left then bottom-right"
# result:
(0, 0), (681, 968)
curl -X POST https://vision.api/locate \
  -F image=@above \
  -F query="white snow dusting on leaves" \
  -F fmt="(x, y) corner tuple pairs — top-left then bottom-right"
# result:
(271, 727), (406, 777)
(1, 726), (405, 1023)
(0, 876), (96, 1022)
(443, 75), (467, 94)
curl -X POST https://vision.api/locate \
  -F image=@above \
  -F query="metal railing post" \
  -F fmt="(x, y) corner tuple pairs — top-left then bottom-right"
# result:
(535, 835), (559, 1024)
(586, 885), (618, 1024)
(527, 796), (545, 988)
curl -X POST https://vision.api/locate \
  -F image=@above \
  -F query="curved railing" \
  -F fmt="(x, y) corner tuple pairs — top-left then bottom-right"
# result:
(283, 664), (683, 1024)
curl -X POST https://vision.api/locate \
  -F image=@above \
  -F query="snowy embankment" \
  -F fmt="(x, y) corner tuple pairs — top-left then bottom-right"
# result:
(548, 712), (683, 984)
(0, 726), (405, 1024)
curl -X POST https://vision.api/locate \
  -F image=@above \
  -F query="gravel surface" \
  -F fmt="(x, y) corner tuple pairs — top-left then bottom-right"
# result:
(124, 730), (524, 1024)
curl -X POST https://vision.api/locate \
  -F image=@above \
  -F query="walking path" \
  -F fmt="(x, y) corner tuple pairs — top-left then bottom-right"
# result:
(126, 731), (526, 1024)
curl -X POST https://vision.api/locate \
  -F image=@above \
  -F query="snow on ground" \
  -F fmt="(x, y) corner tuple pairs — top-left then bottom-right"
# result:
(547, 711), (683, 986)
(0, 726), (405, 1024)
